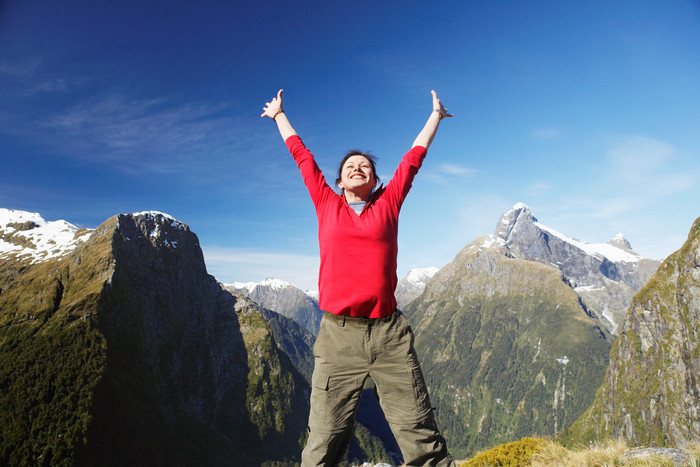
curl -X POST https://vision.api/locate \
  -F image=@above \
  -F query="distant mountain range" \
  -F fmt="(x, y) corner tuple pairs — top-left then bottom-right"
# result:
(227, 268), (440, 336)
(2, 204), (696, 464)
(225, 278), (324, 335)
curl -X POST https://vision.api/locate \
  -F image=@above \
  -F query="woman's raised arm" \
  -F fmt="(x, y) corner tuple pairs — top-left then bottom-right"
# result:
(261, 89), (298, 141)
(412, 90), (453, 149)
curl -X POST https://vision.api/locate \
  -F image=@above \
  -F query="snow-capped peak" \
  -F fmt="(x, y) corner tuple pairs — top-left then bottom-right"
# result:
(405, 267), (439, 286)
(227, 277), (292, 293)
(259, 277), (292, 290)
(228, 281), (259, 293)
(0, 208), (92, 263)
(130, 210), (177, 222)
(305, 289), (320, 301)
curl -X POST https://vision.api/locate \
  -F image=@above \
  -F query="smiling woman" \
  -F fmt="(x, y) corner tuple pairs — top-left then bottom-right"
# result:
(261, 89), (454, 466)
(336, 152), (378, 204)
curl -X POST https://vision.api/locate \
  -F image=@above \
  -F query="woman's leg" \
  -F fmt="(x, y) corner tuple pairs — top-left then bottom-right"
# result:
(301, 313), (370, 466)
(369, 311), (455, 466)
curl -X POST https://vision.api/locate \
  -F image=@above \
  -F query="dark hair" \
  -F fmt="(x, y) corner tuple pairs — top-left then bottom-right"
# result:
(335, 150), (380, 186)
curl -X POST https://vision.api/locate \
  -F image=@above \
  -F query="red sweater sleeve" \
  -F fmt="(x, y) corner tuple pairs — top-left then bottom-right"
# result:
(285, 135), (336, 208)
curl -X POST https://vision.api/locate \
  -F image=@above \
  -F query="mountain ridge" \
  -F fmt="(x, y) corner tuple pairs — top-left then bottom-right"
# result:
(405, 232), (613, 457)
(562, 216), (700, 448)
(0, 210), (310, 465)
(494, 203), (660, 334)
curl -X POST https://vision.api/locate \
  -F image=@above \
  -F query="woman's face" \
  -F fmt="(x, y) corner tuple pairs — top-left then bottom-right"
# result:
(337, 155), (377, 196)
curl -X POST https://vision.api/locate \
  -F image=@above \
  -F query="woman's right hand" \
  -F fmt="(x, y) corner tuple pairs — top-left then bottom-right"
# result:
(261, 89), (284, 119)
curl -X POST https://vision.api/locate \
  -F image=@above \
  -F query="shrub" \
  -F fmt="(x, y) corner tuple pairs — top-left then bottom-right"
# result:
(460, 437), (547, 467)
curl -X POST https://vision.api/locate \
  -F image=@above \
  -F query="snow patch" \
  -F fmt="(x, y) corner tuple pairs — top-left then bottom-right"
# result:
(574, 285), (605, 292)
(305, 289), (319, 301)
(130, 210), (177, 221)
(405, 267), (439, 286)
(259, 277), (292, 290)
(0, 208), (92, 263)
(228, 277), (292, 293)
(228, 281), (258, 293)
(535, 222), (640, 263)
(481, 235), (506, 249)
(601, 307), (618, 334)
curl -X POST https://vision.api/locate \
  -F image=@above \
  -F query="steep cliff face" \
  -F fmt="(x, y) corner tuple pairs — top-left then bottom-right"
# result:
(564, 217), (700, 447)
(0, 211), (309, 466)
(405, 235), (612, 458)
(495, 203), (659, 334)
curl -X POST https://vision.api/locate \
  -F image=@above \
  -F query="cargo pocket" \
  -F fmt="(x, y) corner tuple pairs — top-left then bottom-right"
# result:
(309, 370), (330, 426)
(408, 353), (432, 416)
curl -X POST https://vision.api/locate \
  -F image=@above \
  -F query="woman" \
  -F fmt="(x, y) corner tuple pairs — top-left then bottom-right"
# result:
(261, 89), (454, 467)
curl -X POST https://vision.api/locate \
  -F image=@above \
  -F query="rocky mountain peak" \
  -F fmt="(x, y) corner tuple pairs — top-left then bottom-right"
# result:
(490, 203), (659, 334)
(608, 233), (633, 251)
(122, 211), (191, 249)
(494, 202), (537, 241)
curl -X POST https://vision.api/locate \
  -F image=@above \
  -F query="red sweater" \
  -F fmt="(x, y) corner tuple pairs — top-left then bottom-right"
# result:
(286, 135), (427, 318)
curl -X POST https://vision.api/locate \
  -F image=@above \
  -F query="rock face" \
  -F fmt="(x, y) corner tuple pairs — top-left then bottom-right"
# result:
(227, 278), (323, 335)
(405, 234), (612, 458)
(564, 217), (700, 447)
(494, 203), (660, 334)
(0, 210), (309, 466)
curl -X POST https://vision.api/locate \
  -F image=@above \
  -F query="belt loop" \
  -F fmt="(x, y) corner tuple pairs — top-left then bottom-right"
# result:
(341, 315), (346, 327)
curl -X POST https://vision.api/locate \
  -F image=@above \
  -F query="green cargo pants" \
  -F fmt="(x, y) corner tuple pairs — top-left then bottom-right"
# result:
(301, 310), (455, 467)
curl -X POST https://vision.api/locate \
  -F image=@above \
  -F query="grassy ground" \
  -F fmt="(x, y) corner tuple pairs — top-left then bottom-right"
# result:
(457, 438), (700, 467)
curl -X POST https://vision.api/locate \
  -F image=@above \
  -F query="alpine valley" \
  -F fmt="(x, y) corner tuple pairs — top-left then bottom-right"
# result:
(1, 204), (697, 465)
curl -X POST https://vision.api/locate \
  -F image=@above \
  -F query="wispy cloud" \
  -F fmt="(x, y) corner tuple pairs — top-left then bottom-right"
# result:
(526, 182), (552, 197)
(2, 87), (259, 180)
(424, 162), (477, 183)
(0, 56), (264, 180)
(533, 127), (561, 140)
(0, 58), (73, 97)
(202, 246), (320, 291)
(605, 135), (696, 196)
(40, 95), (245, 171)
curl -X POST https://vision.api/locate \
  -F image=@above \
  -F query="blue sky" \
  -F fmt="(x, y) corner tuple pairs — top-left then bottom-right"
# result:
(1, 0), (699, 291)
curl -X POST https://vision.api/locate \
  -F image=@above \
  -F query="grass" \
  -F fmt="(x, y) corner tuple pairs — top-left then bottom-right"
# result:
(457, 438), (700, 467)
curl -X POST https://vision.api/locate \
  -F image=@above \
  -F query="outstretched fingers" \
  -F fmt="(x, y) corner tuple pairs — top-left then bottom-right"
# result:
(261, 89), (284, 118)
(431, 89), (453, 118)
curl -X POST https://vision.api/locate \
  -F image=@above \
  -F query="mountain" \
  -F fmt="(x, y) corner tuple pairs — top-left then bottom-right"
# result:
(227, 287), (316, 384)
(562, 216), (700, 447)
(494, 203), (660, 334)
(227, 278), (323, 336)
(395, 267), (439, 310)
(227, 265), (439, 336)
(225, 281), (403, 463)
(0, 208), (397, 466)
(0, 209), (310, 465)
(405, 230), (613, 457)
